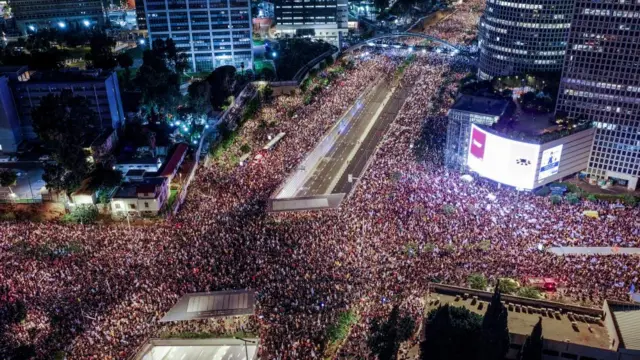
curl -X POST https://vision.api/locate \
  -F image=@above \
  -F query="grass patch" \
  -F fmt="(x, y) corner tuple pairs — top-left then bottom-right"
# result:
(252, 39), (265, 46)
(254, 59), (275, 73)
(326, 310), (359, 343)
(167, 189), (178, 208)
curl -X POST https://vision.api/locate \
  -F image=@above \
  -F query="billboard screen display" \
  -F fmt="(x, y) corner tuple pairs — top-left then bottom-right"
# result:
(538, 145), (563, 180)
(467, 125), (540, 189)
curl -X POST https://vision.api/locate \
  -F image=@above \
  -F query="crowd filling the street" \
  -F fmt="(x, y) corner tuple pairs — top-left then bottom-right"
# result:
(2, 0), (639, 359)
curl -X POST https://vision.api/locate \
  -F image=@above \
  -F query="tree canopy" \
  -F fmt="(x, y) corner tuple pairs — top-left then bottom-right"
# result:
(134, 38), (187, 122)
(520, 317), (543, 360)
(206, 65), (237, 110)
(0, 169), (17, 188)
(31, 90), (97, 194)
(367, 305), (416, 360)
(85, 31), (117, 70)
(480, 285), (510, 360)
(421, 304), (483, 360)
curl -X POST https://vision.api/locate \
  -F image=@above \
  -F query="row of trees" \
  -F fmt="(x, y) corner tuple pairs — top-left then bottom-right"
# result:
(365, 286), (544, 360)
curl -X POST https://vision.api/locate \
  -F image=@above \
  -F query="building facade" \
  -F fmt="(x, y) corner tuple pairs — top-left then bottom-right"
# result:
(135, 0), (147, 31)
(0, 76), (21, 153)
(555, 0), (640, 190)
(7, 68), (125, 141)
(142, 0), (253, 72)
(477, 0), (573, 79)
(445, 95), (510, 169)
(273, 0), (348, 46)
(10, 0), (106, 34)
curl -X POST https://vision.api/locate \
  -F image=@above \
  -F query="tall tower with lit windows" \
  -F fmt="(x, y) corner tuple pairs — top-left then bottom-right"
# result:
(477, 0), (573, 79)
(11, 0), (106, 35)
(555, 0), (640, 190)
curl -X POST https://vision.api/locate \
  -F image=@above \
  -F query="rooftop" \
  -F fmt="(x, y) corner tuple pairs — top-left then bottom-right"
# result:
(161, 290), (256, 323)
(429, 284), (611, 350)
(16, 69), (113, 84)
(134, 338), (258, 360)
(608, 300), (640, 351)
(451, 94), (511, 117)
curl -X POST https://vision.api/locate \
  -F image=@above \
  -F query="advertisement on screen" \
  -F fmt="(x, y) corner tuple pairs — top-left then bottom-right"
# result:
(538, 145), (563, 180)
(467, 125), (540, 189)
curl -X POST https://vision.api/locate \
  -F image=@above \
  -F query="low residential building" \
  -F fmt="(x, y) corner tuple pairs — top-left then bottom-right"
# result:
(110, 176), (168, 217)
(158, 143), (188, 183)
(429, 283), (640, 360)
(85, 129), (118, 164)
(10, 68), (125, 140)
(124, 169), (147, 183)
(115, 157), (162, 174)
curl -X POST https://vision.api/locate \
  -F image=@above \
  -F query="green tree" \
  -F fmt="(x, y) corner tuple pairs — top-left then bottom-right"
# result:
(520, 317), (543, 360)
(480, 285), (510, 360)
(0, 169), (17, 188)
(468, 274), (488, 290)
(85, 31), (117, 70)
(32, 90), (96, 195)
(420, 304), (482, 360)
(550, 195), (562, 205)
(206, 65), (237, 110)
(566, 193), (580, 205)
(367, 305), (416, 360)
(134, 38), (185, 122)
(517, 286), (541, 299)
(88, 164), (123, 190)
(116, 52), (134, 88)
(187, 79), (212, 115)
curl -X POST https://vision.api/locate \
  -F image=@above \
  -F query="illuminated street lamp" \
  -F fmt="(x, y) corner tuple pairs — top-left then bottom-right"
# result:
(58, 21), (66, 28)
(83, 20), (90, 27)
(28, 25), (36, 32)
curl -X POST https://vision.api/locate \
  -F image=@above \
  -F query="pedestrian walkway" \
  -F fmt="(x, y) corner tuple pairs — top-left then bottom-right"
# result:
(548, 247), (640, 256)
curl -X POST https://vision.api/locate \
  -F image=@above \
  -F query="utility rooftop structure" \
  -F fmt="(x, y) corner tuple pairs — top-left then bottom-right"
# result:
(429, 283), (640, 360)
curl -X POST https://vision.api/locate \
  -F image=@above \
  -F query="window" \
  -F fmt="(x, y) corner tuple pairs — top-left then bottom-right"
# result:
(129, 204), (136, 210)
(115, 203), (121, 209)
(145, 202), (149, 208)
(561, 353), (578, 360)
(543, 349), (559, 356)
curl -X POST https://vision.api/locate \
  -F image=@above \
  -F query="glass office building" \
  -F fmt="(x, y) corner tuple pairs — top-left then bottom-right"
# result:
(142, 0), (253, 71)
(477, 0), (573, 79)
(274, 0), (348, 46)
(556, 0), (640, 189)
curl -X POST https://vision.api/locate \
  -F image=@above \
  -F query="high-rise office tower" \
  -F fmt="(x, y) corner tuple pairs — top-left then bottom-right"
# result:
(135, 0), (147, 31)
(273, 0), (347, 46)
(556, 0), (640, 190)
(477, 0), (573, 79)
(142, 0), (253, 71)
(10, 0), (106, 34)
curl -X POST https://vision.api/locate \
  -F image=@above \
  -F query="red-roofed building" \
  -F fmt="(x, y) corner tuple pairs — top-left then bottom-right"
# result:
(159, 143), (188, 181)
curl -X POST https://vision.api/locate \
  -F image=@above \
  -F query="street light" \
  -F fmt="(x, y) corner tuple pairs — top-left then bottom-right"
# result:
(83, 20), (90, 27)
(139, 38), (145, 45)
(58, 21), (66, 28)
(234, 337), (256, 360)
(271, 51), (277, 58)
(28, 25), (36, 32)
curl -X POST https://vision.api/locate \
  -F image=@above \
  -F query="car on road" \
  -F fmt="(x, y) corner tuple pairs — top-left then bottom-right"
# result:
(39, 155), (51, 162)
(0, 155), (17, 163)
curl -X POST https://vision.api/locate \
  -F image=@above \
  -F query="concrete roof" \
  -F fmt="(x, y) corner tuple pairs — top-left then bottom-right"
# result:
(160, 290), (255, 323)
(429, 286), (611, 349)
(609, 302), (640, 351)
(135, 339), (258, 360)
(451, 94), (510, 117)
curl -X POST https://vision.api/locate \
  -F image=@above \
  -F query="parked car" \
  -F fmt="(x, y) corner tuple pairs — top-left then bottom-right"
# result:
(39, 155), (51, 161)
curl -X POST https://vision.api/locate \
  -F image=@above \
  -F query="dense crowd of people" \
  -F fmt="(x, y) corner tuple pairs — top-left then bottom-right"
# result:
(1, 3), (639, 358)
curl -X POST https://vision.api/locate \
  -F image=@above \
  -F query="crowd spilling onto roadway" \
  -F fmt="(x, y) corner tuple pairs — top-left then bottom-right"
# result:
(1, 2), (639, 359)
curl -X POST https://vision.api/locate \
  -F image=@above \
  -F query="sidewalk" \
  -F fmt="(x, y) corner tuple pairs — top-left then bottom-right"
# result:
(548, 247), (640, 256)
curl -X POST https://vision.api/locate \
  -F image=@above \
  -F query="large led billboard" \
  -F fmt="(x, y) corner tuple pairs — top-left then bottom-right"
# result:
(538, 145), (563, 180)
(467, 125), (540, 189)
